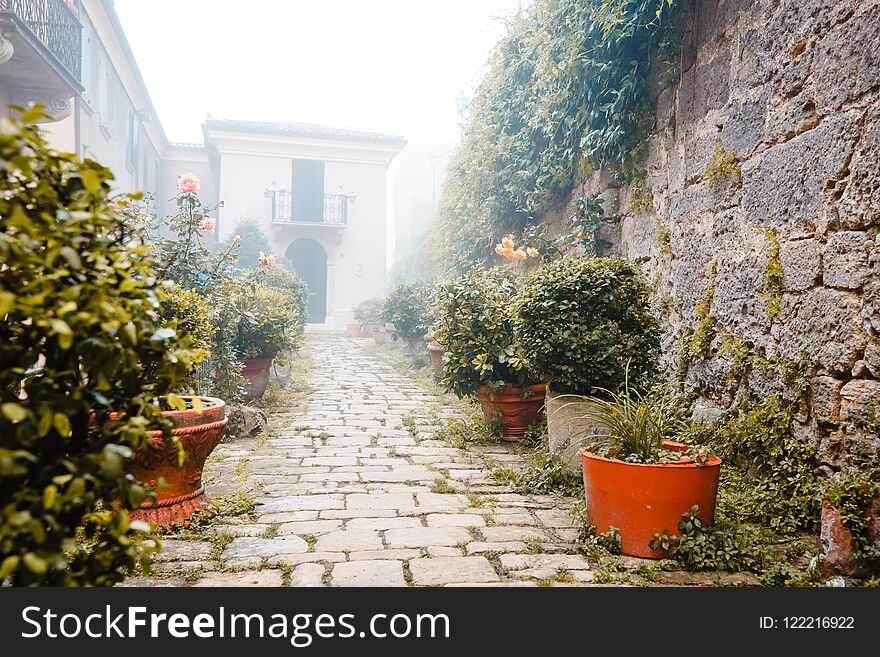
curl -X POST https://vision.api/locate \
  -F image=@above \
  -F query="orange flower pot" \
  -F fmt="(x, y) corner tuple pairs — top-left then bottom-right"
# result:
(346, 324), (361, 337)
(373, 327), (388, 345)
(581, 440), (721, 558)
(475, 384), (546, 441)
(241, 357), (273, 400)
(128, 396), (228, 529)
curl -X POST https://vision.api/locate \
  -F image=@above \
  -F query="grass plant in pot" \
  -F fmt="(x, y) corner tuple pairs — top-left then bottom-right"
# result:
(382, 283), (432, 355)
(435, 268), (544, 440)
(227, 281), (303, 401)
(573, 377), (721, 558)
(515, 256), (661, 470)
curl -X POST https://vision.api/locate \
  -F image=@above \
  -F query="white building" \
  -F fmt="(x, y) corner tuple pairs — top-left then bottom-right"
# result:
(200, 119), (405, 325)
(1, 0), (406, 328)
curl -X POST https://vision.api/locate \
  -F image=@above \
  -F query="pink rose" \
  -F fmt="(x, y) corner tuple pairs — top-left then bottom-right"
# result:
(177, 173), (200, 195)
(201, 217), (216, 232)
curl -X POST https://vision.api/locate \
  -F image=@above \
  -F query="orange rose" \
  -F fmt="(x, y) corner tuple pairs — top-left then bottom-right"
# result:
(526, 247), (539, 257)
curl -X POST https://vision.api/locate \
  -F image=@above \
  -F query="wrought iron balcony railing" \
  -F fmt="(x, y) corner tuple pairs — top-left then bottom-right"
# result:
(271, 191), (349, 226)
(0, 0), (82, 81)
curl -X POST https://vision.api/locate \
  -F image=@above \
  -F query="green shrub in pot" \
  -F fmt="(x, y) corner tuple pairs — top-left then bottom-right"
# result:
(353, 297), (385, 326)
(434, 267), (538, 398)
(227, 282), (303, 360)
(254, 261), (310, 327)
(382, 283), (432, 340)
(514, 256), (661, 395)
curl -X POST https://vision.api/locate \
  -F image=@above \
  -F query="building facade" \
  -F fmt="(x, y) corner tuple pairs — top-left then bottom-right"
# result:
(1, 0), (405, 327)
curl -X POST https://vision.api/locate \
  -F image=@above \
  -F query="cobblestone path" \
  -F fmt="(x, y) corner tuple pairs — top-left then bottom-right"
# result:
(126, 332), (605, 587)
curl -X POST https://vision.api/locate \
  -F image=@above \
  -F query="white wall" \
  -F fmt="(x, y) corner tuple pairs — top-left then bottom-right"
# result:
(216, 152), (289, 240)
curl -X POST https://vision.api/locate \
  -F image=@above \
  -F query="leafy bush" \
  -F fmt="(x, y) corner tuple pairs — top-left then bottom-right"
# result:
(256, 262), (310, 326)
(432, 0), (681, 271)
(158, 283), (215, 358)
(353, 297), (384, 325)
(514, 256), (661, 395)
(0, 112), (196, 585)
(221, 218), (273, 269)
(382, 283), (432, 340)
(228, 283), (302, 359)
(434, 267), (538, 397)
(822, 468), (880, 569)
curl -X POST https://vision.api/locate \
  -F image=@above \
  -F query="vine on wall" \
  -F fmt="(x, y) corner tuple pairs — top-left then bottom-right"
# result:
(431, 0), (680, 274)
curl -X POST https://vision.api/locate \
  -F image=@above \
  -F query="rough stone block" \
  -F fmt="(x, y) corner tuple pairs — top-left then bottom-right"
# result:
(408, 557), (499, 586)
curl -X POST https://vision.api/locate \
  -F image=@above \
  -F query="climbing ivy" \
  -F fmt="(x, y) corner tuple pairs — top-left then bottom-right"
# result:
(432, 0), (681, 272)
(763, 229), (784, 323)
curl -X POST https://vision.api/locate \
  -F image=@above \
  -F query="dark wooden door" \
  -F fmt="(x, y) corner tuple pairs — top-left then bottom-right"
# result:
(286, 239), (327, 323)
(291, 159), (325, 222)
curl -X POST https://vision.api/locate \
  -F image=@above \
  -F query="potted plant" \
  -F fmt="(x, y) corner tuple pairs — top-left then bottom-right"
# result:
(434, 268), (544, 439)
(127, 395), (229, 529)
(227, 282), (303, 400)
(514, 256), (662, 469)
(382, 283), (432, 354)
(572, 378), (722, 558)
(353, 297), (384, 337)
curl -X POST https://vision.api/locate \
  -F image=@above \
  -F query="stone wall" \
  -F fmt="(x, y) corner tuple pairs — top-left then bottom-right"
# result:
(562, 0), (880, 468)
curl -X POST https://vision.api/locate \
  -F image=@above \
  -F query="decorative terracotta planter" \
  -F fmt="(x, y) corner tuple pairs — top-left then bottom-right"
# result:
(426, 341), (445, 380)
(241, 357), (273, 400)
(582, 440), (721, 559)
(406, 336), (425, 355)
(373, 327), (388, 345)
(346, 324), (361, 338)
(128, 396), (228, 529)
(474, 383), (546, 441)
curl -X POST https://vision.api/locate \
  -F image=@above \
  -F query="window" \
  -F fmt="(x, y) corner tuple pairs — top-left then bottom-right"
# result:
(291, 159), (325, 222)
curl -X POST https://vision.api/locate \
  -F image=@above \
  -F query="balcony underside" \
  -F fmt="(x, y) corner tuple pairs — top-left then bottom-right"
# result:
(0, 12), (82, 120)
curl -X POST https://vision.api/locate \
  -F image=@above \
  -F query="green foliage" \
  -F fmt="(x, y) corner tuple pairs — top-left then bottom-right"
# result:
(0, 111), (196, 585)
(681, 261), (717, 361)
(434, 267), (537, 397)
(655, 221), (672, 253)
(514, 256), (661, 395)
(254, 261), (310, 326)
(158, 284), (214, 358)
(628, 177), (654, 214)
(222, 218), (273, 270)
(687, 396), (821, 534)
(228, 282), (302, 360)
(704, 145), (742, 190)
(382, 283), (432, 340)
(763, 229), (783, 323)
(649, 505), (761, 572)
(490, 425), (583, 497)
(432, 0), (681, 271)
(822, 468), (880, 568)
(353, 297), (384, 325)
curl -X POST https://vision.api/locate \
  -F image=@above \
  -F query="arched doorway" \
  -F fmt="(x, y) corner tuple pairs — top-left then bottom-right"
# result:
(286, 239), (327, 323)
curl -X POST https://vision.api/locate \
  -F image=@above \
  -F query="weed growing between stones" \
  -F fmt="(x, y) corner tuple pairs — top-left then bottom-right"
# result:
(762, 229), (784, 323)
(704, 145), (742, 189)
(431, 478), (459, 494)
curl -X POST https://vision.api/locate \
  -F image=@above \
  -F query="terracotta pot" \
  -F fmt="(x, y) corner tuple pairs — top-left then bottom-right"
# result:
(241, 357), (273, 400)
(373, 327), (388, 345)
(426, 341), (445, 380)
(546, 386), (604, 475)
(406, 336), (425, 355)
(582, 440), (721, 559)
(474, 384), (546, 441)
(346, 324), (361, 338)
(128, 396), (228, 529)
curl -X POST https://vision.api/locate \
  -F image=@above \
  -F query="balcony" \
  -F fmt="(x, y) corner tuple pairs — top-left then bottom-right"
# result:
(0, 0), (83, 119)
(270, 191), (350, 227)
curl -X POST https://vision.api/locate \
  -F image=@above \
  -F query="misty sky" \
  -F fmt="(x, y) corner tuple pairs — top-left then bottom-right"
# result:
(115, 0), (522, 145)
